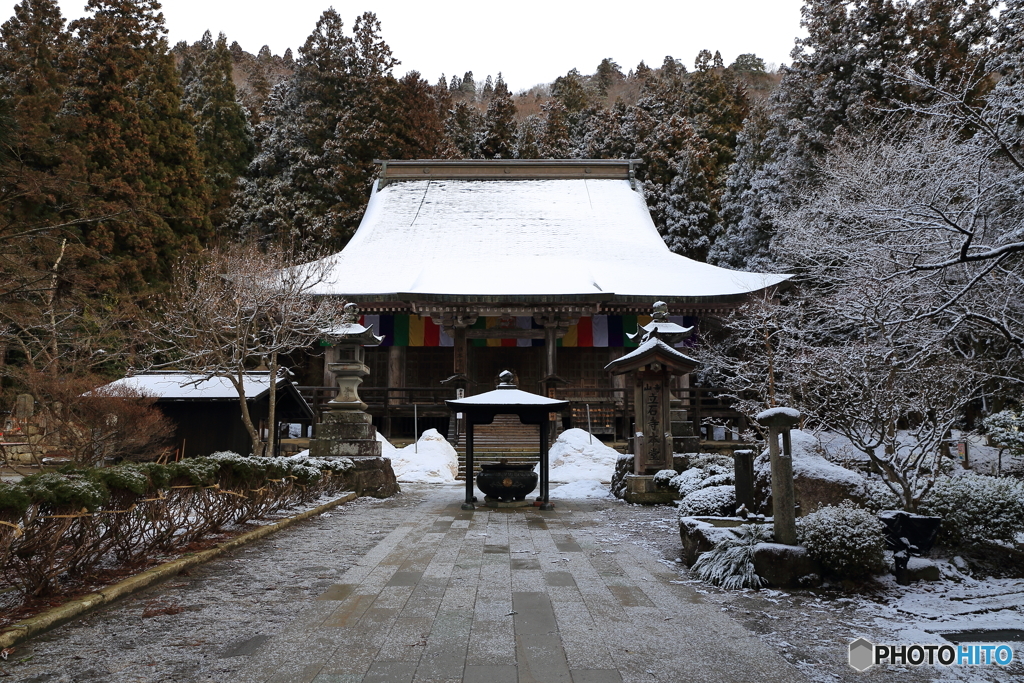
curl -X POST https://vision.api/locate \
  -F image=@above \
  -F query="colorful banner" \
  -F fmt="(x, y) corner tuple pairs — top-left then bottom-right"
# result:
(359, 315), (697, 348)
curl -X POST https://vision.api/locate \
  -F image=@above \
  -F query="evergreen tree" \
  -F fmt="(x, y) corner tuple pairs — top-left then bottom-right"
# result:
(479, 73), (516, 158)
(460, 70), (476, 99)
(385, 71), (451, 159)
(906, 0), (995, 86)
(551, 68), (589, 112)
(65, 0), (211, 290)
(182, 32), (255, 229)
(695, 49), (713, 72)
(445, 100), (483, 158)
(595, 57), (622, 96)
(539, 100), (573, 158)
(988, 0), (1024, 155)
(231, 10), (399, 249)
(481, 74), (494, 100)
(515, 115), (543, 159)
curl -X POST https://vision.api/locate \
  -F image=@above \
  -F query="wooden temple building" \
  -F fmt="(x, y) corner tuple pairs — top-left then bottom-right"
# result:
(297, 160), (789, 445)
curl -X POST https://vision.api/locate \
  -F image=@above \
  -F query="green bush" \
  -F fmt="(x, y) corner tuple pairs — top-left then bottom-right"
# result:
(920, 474), (1024, 546)
(797, 501), (887, 579)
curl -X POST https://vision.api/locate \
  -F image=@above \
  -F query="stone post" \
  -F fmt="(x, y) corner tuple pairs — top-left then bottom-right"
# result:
(756, 408), (800, 545)
(733, 449), (755, 513)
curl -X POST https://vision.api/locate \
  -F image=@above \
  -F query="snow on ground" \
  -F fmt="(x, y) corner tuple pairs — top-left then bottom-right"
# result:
(537, 428), (619, 483)
(387, 429), (459, 483)
(817, 429), (1017, 475)
(549, 480), (616, 500)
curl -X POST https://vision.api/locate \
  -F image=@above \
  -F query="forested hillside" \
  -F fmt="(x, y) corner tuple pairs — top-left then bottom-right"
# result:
(1, 0), (1022, 400)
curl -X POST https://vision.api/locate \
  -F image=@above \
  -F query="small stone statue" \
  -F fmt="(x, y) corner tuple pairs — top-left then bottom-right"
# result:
(652, 300), (669, 322)
(341, 302), (360, 325)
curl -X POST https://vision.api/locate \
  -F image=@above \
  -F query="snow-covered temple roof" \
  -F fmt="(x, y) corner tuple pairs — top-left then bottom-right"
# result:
(304, 160), (789, 304)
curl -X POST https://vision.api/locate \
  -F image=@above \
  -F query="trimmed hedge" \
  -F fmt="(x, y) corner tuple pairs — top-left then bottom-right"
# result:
(0, 454), (355, 598)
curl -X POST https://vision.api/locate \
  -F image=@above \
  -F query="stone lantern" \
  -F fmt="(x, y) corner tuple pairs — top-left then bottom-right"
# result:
(309, 303), (386, 459)
(605, 302), (696, 504)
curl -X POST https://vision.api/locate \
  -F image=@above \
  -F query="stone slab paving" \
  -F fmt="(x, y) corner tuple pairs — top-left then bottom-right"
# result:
(0, 486), (807, 683)
(226, 487), (804, 683)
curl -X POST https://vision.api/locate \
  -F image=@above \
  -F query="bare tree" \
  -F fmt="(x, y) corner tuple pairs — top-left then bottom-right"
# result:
(150, 244), (344, 456)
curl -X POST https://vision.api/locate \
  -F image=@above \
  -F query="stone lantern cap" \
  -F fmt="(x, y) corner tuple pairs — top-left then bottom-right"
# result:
(446, 371), (569, 410)
(756, 406), (801, 429)
(322, 303), (384, 346)
(604, 337), (697, 376)
(627, 301), (694, 346)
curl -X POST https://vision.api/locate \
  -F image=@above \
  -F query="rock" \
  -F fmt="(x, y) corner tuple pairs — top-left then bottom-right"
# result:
(952, 555), (971, 576)
(678, 516), (744, 566)
(895, 557), (941, 584)
(751, 543), (823, 589)
(338, 456), (399, 498)
(753, 430), (867, 514)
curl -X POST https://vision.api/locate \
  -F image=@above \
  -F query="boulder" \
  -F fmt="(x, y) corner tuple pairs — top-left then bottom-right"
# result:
(753, 430), (867, 515)
(339, 456), (399, 498)
(751, 543), (823, 589)
(678, 516), (744, 566)
(895, 557), (941, 584)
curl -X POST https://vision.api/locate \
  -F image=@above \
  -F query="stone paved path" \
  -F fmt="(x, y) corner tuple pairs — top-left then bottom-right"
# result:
(3, 485), (808, 683)
(230, 486), (804, 683)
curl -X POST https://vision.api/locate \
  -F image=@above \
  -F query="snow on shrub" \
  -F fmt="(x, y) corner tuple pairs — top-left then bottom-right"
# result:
(919, 474), (1024, 546)
(679, 484), (736, 517)
(862, 479), (902, 513)
(691, 524), (772, 589)
(653, 469), (677, 487)
(797, 501), (886, 579)
(669, 454), (735, 500)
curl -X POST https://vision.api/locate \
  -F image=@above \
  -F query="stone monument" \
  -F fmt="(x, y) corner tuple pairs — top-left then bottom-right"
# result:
(606, 302), (696, 504)
(310, 303), (398, 497)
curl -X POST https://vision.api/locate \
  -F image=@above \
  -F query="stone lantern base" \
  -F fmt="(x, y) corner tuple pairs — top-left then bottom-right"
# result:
(309, 411), (382, 458)
(623, 474), (675, 505)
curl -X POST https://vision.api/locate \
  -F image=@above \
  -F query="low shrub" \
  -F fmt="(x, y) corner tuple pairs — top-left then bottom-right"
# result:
(919, 474), (1024, 546)
(692, 524), (772, 589)
(797, 501), (886, 579)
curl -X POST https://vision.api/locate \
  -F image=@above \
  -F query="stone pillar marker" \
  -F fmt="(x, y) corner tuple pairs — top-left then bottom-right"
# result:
(733, 449), (755, 513)
(756, 407), (800, 545)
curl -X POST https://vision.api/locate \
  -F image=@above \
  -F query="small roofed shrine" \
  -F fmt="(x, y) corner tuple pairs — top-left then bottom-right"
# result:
(300, 159), (790, 445)
(446, 371), (569, 510)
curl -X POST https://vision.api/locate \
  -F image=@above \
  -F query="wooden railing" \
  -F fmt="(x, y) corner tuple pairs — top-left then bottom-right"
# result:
(296, 384), (749, 442)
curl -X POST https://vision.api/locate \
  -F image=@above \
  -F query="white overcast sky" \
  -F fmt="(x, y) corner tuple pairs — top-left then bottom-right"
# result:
(45, 1), (807, 91)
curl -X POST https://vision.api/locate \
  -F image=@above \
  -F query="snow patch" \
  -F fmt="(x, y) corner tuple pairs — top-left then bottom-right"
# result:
(548, 480), (615, 500)
(536, 429), (619, 483)
(389, 429), (459, 483)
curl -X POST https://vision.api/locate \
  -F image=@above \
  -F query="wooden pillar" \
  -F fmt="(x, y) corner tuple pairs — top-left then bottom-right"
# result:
(322, 345), (340, 388)
(463, 421), (475, 510)
(544, 324), (557, 379)
(453, 325), (468, 376)
(388, 345), (406, 391)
